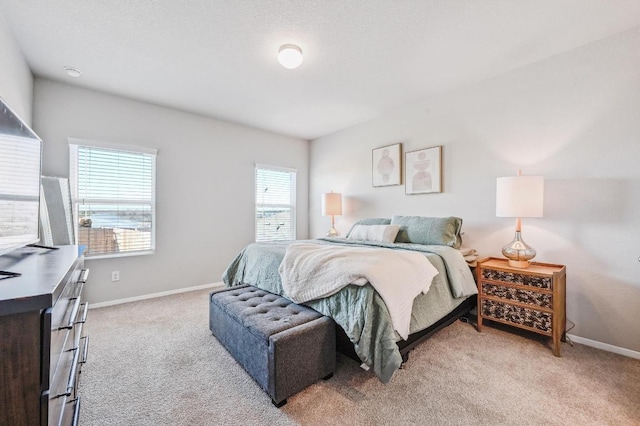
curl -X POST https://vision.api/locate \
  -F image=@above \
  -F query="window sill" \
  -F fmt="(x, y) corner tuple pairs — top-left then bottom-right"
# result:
(85, 250), (155, 260)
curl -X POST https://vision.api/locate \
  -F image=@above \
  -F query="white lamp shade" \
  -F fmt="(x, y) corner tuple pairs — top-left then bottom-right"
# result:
(322, 192), (342, 216)
(278, 44), (303, 69)
(496, 175), (544, 218)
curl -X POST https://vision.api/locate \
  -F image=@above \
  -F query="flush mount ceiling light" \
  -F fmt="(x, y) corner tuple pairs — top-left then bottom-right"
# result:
(277, 44), (303, 69)
(64, 66), (82, 78)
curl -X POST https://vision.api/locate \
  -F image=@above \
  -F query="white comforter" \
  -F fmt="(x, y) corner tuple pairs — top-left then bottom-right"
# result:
(278, 242), (439, 340)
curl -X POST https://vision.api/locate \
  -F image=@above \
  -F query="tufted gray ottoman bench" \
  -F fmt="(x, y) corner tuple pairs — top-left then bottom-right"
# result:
(209, 285), (335, 407)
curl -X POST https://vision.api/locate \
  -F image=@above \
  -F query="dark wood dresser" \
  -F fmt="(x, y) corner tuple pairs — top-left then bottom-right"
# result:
(0, 245), (89, 426)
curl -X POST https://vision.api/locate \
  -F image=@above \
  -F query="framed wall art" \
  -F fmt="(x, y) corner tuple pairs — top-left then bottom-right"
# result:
(405, 145), (442, 195)
(372, 143), (402, 187)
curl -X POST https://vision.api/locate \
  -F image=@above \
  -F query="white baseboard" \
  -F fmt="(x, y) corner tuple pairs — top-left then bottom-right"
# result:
(567, 333), (640, 360)
(89, 282), (224, 309)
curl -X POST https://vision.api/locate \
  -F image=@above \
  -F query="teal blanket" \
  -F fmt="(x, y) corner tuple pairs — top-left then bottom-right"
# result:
(222, 238), (477, 383)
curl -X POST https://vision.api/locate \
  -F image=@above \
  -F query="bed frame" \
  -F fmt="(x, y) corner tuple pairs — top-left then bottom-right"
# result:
(335, 295), (477, 364)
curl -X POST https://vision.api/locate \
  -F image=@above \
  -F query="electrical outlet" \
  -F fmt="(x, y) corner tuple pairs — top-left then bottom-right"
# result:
(111, 271), (120, 282)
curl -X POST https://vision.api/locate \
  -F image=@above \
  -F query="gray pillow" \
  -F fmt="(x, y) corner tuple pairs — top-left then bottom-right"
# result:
(390, 215), (463, 248)
(345, 218), (391, 238)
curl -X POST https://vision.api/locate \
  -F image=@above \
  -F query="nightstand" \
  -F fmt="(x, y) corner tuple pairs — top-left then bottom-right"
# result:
(476, 257), (566, 356)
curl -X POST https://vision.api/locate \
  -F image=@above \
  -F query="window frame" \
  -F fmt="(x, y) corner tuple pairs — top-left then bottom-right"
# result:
(68, 137), (157, 259)
(255, 163), (297, 242)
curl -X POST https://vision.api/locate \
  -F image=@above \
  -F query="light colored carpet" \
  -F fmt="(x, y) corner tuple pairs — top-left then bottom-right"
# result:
(79, 288), (640, 425)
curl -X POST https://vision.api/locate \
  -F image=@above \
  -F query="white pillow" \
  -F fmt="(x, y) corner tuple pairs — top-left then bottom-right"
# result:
(347, 224), (400, 243)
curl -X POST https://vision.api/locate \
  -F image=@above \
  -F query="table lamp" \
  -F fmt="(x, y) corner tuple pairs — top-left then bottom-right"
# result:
(322, 191), (342, 237)
(496, 170), (544, 268)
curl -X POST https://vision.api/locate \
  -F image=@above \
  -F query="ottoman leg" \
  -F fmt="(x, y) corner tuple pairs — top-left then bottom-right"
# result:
(272, 398), (287, 408)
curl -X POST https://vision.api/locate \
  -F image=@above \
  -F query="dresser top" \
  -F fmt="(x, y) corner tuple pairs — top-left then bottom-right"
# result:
(479, 257), (566, 275)
(0, 245), (82, 316)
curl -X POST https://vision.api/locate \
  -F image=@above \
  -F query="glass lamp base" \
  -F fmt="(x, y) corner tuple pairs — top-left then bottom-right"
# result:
(326, 227), (339, 237)
(502, 231), (536, 269)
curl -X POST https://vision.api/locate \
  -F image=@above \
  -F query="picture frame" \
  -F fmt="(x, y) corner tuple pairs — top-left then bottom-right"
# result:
(372, 143), (402, 187)
(405, 145), (442, 195)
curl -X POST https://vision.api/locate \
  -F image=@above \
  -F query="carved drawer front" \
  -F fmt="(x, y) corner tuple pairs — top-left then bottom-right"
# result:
(481, 283), (552, 309)
(481, 268), (552, 290)
(481, 299), (552, 334)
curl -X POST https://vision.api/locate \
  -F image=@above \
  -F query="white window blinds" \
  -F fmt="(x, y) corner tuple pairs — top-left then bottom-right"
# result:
(255, 165), (296, 242)
(69, 139), (157, 258)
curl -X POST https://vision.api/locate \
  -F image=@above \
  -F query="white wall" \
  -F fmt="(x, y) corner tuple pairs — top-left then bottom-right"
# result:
(33, 78), (309, 304)
(0, 12), (32, 124)
(310, 27), (640, 353)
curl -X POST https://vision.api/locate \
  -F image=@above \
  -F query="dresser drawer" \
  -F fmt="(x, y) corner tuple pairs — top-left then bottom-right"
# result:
(60, 396), (81, 426)
(481, 299), (552, 334)
(481, 268), (553, 290)
(50, 289), (83, 384)
(48, 322), (84, 426)
(481, 282), (553, 309)
(49, 263), (86, 390)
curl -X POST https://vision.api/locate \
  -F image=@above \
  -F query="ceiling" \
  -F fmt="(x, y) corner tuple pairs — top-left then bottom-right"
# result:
(1, 1), (640, 140)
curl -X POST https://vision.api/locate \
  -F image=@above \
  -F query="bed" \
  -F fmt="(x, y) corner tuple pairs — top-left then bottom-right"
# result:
(222, 216), (478, 383)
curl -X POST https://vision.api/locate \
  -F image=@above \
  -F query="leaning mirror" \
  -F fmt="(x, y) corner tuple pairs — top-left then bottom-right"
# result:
(39, 176), (75, 246)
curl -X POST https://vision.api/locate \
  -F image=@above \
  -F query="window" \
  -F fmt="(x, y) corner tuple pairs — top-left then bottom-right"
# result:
(69, 138), (157, 258)
(255, 164), (296, 242)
